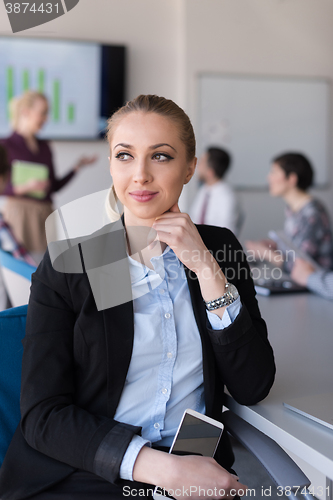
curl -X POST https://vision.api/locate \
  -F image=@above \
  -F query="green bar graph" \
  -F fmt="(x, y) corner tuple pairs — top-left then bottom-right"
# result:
(38, 69), (45, 93)
(5, 67), (73, 125)
(68, 103), (75, 123)
(22, 69), (30, 91)
(53, 80), (60, 122)
(7, 67), (14, 119)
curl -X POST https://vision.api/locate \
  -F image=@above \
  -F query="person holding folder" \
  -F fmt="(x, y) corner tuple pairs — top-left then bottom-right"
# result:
(0, 95), (275, 499)
(0, 90), (97, 258)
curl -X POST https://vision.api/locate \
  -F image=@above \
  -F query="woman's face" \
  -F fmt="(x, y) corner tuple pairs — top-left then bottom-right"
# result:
(109, 111), (196, 226)
(268, 162), (294, 197)
(23, 98), (49, 134)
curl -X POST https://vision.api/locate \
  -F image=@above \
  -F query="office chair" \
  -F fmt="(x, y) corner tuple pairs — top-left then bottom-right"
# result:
(0, 305), (27, 466)
(0, 249), (36, 308)
(0, 305), (313, 499)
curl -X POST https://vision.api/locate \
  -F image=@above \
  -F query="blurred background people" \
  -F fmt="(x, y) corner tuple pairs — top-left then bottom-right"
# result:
(0, 91), (97, 261)
(0, 144), (35, 310)
(291, 258), (333, 300)
(246, 152), (333, 272)
(0, 145), (34, 265)
(189, 147), (242, 236)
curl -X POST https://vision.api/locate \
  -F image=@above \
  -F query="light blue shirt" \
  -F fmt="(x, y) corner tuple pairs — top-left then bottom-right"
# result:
(115, 246), (241, 480)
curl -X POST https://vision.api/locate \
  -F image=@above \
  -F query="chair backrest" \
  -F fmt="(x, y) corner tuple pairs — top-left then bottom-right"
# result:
(0, 250), (36, 307)
(0, 305), (28, 467)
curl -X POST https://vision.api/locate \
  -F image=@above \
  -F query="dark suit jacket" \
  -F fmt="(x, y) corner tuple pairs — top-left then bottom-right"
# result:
(0, 222), (276, 500)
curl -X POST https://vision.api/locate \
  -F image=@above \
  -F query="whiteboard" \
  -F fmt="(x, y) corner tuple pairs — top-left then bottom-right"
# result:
(197, 74), (330, 188)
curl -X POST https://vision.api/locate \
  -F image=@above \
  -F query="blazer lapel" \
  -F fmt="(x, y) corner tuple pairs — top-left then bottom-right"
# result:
(101, 213), (135, 417)
(102, 300), (135, 418)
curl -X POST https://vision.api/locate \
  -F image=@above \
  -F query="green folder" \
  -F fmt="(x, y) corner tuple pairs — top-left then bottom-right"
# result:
(12, 160), (49, 199)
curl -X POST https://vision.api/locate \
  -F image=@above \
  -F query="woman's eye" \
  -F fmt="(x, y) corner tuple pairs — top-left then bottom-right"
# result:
(115, 152), (132, 161)
(153, 153), (173, 162)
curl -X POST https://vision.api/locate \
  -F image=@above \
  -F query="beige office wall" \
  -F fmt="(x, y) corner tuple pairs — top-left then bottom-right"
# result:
(181, 0), (333, 241)
(1, 0), (332, 240)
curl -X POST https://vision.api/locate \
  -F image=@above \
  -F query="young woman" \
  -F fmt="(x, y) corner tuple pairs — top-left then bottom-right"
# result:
(246, 153), (333, 272)
(0, 95), (275, 500)
(0, 91), (97, 257)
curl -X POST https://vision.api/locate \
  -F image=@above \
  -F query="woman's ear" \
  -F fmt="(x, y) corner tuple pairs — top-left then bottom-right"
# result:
(184, 157), (197, 184)
(288, 172), (299, 188)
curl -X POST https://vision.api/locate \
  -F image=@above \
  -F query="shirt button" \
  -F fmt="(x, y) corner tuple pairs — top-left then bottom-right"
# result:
(159, 289), (165, 294)
(154, 422), (160, 429)
(164, 313), (171, 319)
(161, 388), (168, 395)
(167, 352), (173, 359)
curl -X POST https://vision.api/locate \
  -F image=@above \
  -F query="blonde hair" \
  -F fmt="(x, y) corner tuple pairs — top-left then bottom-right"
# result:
(9, 90), (48, 131)
(105, 94), (196, 222)
(105, 184), (122, 222)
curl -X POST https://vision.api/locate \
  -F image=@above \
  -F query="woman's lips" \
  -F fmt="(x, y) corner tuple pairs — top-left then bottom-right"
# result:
(129, 191), (159, 202)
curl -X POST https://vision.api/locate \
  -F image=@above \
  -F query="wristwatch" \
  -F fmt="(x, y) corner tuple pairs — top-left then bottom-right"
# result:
(204, 282), (239, 311)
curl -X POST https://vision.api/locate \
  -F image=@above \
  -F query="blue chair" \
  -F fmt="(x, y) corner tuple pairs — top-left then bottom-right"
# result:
(0, 249), (36, 308)
(0, 305), (27, 466)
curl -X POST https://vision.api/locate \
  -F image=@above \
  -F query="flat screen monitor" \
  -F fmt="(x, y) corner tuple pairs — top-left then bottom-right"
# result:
(0, 37), (126, 140)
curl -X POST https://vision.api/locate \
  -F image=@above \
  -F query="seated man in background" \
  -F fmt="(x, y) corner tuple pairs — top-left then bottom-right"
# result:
(291, 257), (333, 300)
(189, 147), (242, 236)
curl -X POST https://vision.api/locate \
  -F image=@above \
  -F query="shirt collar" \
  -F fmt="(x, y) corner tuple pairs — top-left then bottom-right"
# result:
(127, 245), (181, 285)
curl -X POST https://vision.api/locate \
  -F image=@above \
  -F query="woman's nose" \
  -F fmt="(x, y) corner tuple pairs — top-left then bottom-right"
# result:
(132, 158), (153, 183)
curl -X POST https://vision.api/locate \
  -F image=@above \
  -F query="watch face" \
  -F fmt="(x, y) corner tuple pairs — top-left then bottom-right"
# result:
(227, 283), (239, 299)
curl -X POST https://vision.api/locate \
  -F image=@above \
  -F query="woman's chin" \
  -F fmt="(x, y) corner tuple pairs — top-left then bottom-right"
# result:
(124, 206), (162, 222)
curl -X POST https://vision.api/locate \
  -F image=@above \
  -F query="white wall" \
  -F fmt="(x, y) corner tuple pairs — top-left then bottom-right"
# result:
(0, 0), (332, 235)
(0, 0), (333, 239)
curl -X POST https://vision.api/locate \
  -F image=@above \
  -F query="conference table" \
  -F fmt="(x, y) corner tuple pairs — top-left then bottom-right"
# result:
(225, 293), (333, 500)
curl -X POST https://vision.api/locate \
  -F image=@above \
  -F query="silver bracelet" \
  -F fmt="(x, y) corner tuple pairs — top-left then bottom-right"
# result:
(203, 282), (239, 311)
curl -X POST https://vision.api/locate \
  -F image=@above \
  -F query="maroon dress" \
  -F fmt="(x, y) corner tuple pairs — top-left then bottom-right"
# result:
(0, 131), (76, 253)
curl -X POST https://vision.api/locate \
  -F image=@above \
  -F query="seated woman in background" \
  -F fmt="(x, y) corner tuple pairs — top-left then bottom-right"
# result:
(246, 152), (333, 273)
(0, 90), (97, 260)
(0, 95), (275, 499)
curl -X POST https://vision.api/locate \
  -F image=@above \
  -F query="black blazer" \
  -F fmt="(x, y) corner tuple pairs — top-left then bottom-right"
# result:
(0, 222), (275, 500)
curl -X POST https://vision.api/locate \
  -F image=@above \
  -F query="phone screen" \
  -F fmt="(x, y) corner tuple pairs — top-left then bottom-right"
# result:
(170, 412), (223, 457)
(153, 411), (223, 500)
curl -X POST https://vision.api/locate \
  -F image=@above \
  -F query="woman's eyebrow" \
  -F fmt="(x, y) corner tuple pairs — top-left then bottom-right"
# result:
(113, 143), (133, 150)
(150, 143), (177, 152)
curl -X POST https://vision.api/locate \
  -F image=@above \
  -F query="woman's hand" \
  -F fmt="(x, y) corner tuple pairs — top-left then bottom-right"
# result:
(245, 239), (282, 267)
(151, 203), (214, 275)
(151, 204), (228, 318)
(73, 155), (98, 173)
(133, 447), (247, 500)
(291, 258), (315, 286)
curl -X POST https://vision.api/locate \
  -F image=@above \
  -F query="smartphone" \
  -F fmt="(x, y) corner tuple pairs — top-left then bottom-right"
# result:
(153, 409), (224, 500)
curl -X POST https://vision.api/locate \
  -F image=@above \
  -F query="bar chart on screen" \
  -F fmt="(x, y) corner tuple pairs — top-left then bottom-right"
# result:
(0, 37), (100, 139)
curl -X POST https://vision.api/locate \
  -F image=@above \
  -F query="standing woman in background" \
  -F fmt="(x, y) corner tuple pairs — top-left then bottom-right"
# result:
(0, 90), (97, 260)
